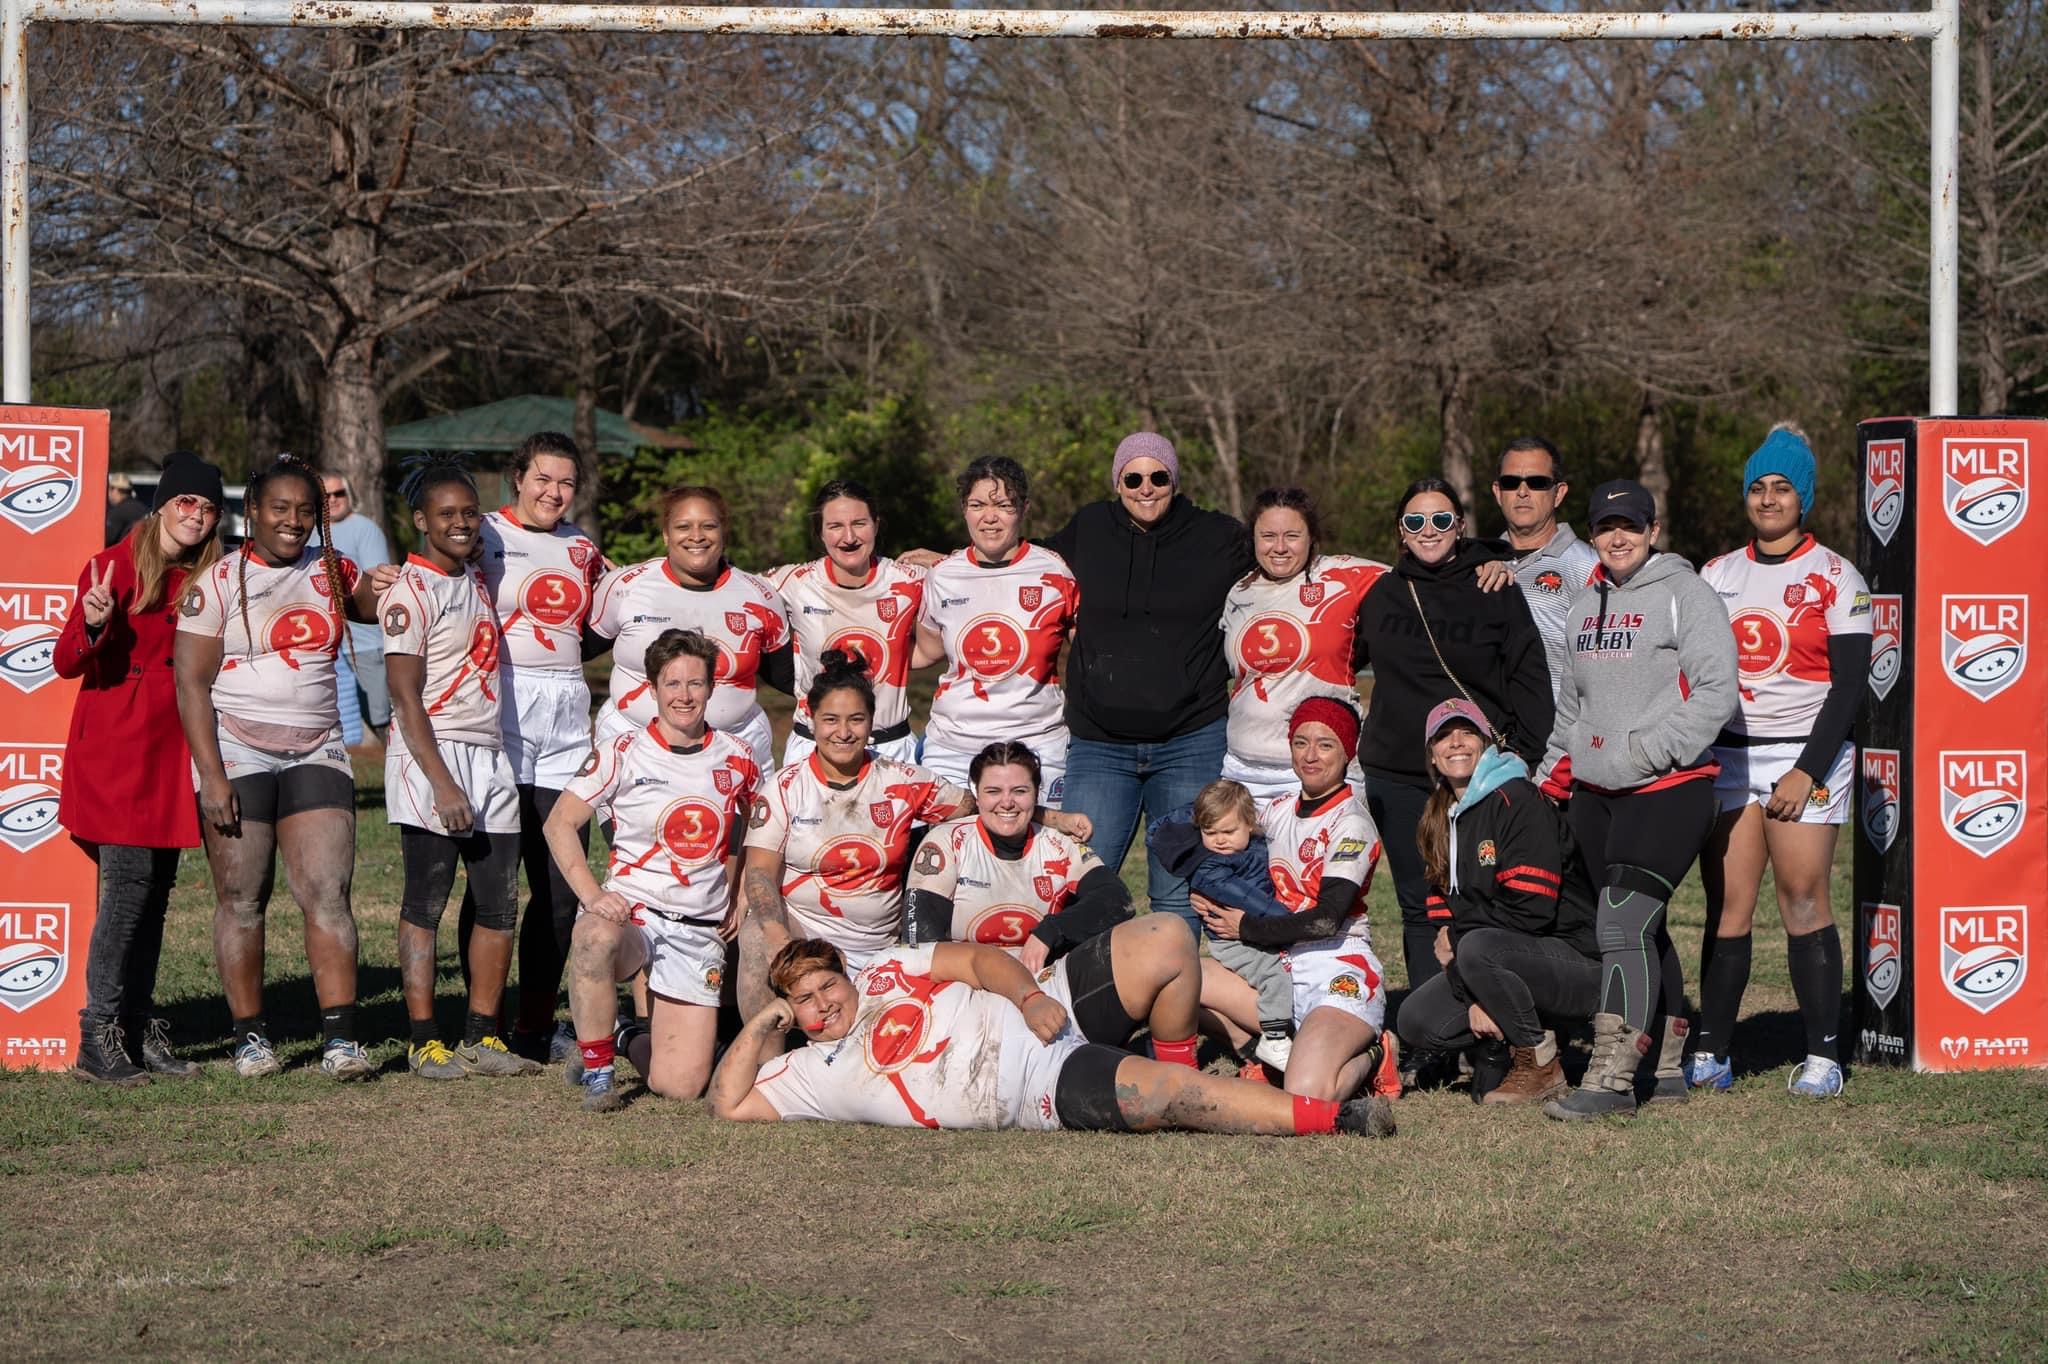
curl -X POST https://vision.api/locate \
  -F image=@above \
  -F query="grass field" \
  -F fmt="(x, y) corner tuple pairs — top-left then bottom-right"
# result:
(4, 711), (2046, 1358)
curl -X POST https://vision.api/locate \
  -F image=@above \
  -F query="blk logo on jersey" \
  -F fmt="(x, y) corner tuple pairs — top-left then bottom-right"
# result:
(1943, 436), (2029, 545)
(0, 423), (85, 535)
(1868, 595), (1903, 701)
(0, 903), (67, 1012)
(1941, 594), (2027, 702)
(1940, 906), (2027, 1014)
(1861, 748), (1901, 854)
(1863, 902), (1901, 1010)
(1939, 751), (2026, 859)
(1864, 438), (1905, 546)
(0, 582), (72, 694)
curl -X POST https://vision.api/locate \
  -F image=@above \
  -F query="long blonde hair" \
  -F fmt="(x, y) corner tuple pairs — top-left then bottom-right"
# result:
(128, 507), (224, 611)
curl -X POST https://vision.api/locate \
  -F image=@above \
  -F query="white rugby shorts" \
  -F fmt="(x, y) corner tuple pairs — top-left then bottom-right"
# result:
(500, 666), (594, 789)
(385, 737), (520, 835)
(627, 907), (729, 1008)
(1711, 740), (1854, 825)
(1288, 937), (1387, 1032)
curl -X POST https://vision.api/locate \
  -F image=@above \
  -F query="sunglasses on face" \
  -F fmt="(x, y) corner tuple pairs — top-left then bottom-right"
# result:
(1401, 510), (1458, 534)
(325, 489), (349, 502)
(1121, 470), (1172, 490)
(1495, 474), (1556, 492)
(168, 495), (220, 520)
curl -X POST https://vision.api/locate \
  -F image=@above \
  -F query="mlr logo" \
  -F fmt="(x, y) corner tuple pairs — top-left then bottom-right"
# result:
(1864, 439), (1905, 546)
(1940, 906), (2027, 1015)
(1938, 751), (2027, 859)
(1860, 748), (1901, 854)
(1862, 902), (1901, 1010)
(0, 903), (67, 1013)
(1941, 595), (2027, 702)
(0, 581), (73, 695)
(1943, 436), (2029, 545)
(0, 743), (62, 854)
(1868, 595), (1903, 701)
(0, 423), (84, 535)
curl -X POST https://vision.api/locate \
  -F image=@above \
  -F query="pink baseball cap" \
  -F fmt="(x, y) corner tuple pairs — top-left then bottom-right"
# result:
(1423, 698), (1493, 744)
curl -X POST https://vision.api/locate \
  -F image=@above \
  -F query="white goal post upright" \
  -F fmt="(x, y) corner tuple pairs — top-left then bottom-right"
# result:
(0, 0), (1963, 413)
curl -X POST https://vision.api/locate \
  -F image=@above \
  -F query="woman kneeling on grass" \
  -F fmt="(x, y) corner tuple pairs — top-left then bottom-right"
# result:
(710, 938), (1395, 1138)
(543, 629), (760, 1111)
(1395, 700), (1600, 1105)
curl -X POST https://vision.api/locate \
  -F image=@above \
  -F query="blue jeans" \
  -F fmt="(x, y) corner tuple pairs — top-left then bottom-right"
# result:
(1062, 716), (1228, 935)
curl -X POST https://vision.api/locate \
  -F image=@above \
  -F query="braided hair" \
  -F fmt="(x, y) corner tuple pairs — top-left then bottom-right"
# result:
(398, 453), (478, 511)
(238, 455), (352, 668)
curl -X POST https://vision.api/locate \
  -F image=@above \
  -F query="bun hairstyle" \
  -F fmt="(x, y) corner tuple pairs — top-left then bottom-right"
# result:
(398, 454), (478, 511)
(968, 740), (1042, 791)
(240, 454), (352, 668)
(805, 647), (876, 716)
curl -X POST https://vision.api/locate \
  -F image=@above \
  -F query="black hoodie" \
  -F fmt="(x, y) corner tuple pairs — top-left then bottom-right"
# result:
(1043, 496), (1251, 744)
(1353, 539), (1555, 789)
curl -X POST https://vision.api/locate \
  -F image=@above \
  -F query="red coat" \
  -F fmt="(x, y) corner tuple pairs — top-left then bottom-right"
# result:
(53, 537), (201, 849)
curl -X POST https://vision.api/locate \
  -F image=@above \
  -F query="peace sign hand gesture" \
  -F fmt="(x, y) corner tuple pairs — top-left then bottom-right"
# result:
(81, 560), (116, 629)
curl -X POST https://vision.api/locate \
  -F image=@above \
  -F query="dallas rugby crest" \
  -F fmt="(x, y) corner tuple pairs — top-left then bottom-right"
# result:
(1942, 436), (2029, 546)
(1941, 594), (2027, 702)
(1860, 748), (1900, 854)
(1940, 906), (2027, 1014)
(1863, 438), (1905, 546)
(1938, 751), (2027, 859)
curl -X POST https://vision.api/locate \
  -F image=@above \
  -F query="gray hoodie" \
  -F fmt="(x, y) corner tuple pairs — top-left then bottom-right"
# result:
(1538, 551), (1739, 793)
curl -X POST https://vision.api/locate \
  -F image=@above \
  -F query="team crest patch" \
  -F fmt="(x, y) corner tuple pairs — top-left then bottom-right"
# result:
(1476, 839), (1496, 867)
(725, 611), (750, 636)
(875, 598), (898, 623)
(1328, 974), (1362, 999)
(1938, 751), (2026, 859)
(1299, 581), (1325, 608)
(1941, 595), (2027, 702)
(180, 586), (205, 617)
(1033, 874), (1056, 902)
(310, 570), (330, 598)
(749, 797), (770, 830)
(913, 842), (945, 877)
(1534, 570), (1564, 595)
(704, 965), (723, 991)
(1018, 585), (1042, 611)
(712, 768), (737, 795)
(1864, 438), (1905, 545)
(1298, 838), (1318, 862)
(1943, 436), (2029, 545)
(1808, 782), (1831, 807)
(383, 604), (410, 636)
(569, 542), (596, 570)
(869, 801), (896, 828)
(1941, 906), (2027, 1014)
(576, 748), (600, 778)
(1783, 583), (1807, 608)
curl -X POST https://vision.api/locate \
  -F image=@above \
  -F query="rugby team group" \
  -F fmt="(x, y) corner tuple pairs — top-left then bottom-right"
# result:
(56, 421), (1866, 1138)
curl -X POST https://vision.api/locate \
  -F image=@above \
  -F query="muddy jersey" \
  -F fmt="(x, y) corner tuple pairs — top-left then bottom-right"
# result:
(752, 946), (1069, 1130)
(769, 556), (925, 730)
(177, 546), (361, 730)
(1222, 555), (1388, 769)
(479, 508), (603, 673)
(378, 555), (504, 749)
(565, 723), (759, 921)
(1700, 536), (1871, 739)
(919, 544), (1079, 752)
(907, 817), (1107, 951)
(590, 559), (790, 733)
(1259, 784), (1381, 943)
(745, 755), (969, 958)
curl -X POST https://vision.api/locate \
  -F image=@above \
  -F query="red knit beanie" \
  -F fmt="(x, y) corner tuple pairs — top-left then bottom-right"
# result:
(1289, 697), (1360, 760)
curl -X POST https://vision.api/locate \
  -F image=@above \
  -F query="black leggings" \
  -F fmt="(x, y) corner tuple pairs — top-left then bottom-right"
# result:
(1398, 927), (1601, 1052)
(1569, 782), (1716, 1032)
(457, 784), (588, 1019)
(401, 826), (521, 932)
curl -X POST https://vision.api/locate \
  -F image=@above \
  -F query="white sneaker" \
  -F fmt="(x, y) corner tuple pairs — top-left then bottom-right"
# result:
(320, 1039), (375, 1081)
(1254, 1032), (1294, 1072)
(1787, 1055), (1844, 1099)
(232, 1032), (281, 1078)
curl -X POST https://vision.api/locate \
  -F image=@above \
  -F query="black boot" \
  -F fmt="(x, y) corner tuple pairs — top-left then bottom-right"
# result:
(74, 1018), (148, 1086)
(1468, 1039), (1513, 1104)
(135, 1016), (201, 1078)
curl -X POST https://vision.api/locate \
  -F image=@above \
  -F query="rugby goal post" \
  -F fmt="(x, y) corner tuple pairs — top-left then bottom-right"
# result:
(0, 1), (1964, 412)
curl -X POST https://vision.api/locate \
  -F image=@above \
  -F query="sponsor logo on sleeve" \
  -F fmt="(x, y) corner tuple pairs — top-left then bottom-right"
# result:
(0, 424), (84, 534)
(1862, 902), (1901, 1010)
(1940, 907), (2027, 1014)
(1860, 749), (1901, 854)
(1938, 751), (2026, 859)
(1942, 436), (2028, 545)
(1864, 438), (1905, 545)
(1941, 595), (2027, 702)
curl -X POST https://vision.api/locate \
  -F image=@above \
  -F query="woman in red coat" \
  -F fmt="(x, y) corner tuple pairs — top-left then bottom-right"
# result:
(55, 452), (225, 1083)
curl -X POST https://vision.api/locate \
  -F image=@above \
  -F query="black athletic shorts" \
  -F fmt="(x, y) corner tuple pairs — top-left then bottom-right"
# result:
(1061, 927), (1140, 1048)
(229, 765), (354, 824)
(1052, 1042), (1132, 1132)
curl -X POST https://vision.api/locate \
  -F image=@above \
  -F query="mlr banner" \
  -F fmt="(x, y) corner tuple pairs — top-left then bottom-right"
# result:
(0, 406), (107, 1071)
(1856, 416), (2048, 1072)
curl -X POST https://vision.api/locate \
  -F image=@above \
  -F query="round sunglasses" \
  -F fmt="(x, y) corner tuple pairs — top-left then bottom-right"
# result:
(1121, 470), (1172, 490)
(1400, 510), (1458, 534)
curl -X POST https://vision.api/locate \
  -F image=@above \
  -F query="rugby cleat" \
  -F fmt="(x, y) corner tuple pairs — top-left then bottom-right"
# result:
(1335, 1094), (1397, 1138)
(1787, 1055), (1844, 1099)
(407, 1039), (469, 1080)
(581, 1065), (625, 1113)
(549, 1021), (577, 1065)
(232, 1031), (282, 1079)
(1685, 1052), (1734, 1091)
(457, 1035), (543, 1077)
(1367, 1032), (1403, 1100)
(320, 1039), (376, 1081)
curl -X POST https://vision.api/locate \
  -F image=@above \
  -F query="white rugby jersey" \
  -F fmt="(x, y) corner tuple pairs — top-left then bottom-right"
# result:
(177, 546), (360, 730)
(1260, 785), (1381, 942)
(565, 723), (758, 921)
(590, 559), (790, 733)
(1222, 555), (1387, 769)
(479, 508), (603, 673)
(906, 816), (1107, 951)
(752, 946), (1067, 1130)
(1700, 535), (1871, 738)
(744, 755), (969, 958)
(379, 555), (505, 749)
(919, 544), (1079, 753)
(769, 556), (925, 730)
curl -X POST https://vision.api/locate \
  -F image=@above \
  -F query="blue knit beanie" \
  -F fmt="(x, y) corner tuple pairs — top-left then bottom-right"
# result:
(1744, 426), (1816, 519)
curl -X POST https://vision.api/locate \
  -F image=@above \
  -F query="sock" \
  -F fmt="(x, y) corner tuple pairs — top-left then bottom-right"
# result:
(319, 1003), (355, 1046)
(1291, 1095), (1339, 1135)
(464, 1010), (496, 1047)
(1151, 1035), (1199, 1068)
(409, 1016), (438, 1049)
(232, 1015), (266, 1041)
(579, 1037), (615, 1072)
(1695, 933), (1751, 1059)
(1786, 925), (1843, 1061)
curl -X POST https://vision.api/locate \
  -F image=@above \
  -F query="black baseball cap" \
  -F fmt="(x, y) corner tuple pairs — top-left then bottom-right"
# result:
(1587, 479), (1656, 529)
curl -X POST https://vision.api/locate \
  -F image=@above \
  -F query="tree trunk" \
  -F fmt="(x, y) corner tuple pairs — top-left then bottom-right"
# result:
(1634, 393), (1670, 528)
(1438, 367), (1477, 511)
(1968, 15), (2013, 415)
(319, 336), (388, 538)
(1197, 383), (1244, 520)
(572, 312), (602, 534)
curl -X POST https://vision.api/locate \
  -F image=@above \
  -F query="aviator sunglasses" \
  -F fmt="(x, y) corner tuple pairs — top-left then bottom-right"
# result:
(1401, 510), (1458, 534)
(1121, 470), (1173, 489)
(1494, 474), (1556, 492)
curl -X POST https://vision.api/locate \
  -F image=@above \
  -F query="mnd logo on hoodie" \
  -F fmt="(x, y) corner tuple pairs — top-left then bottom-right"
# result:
(1574, 609), (1645, 657)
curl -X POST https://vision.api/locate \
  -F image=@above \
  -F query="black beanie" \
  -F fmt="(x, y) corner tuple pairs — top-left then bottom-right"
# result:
(152, 450), (226, 511)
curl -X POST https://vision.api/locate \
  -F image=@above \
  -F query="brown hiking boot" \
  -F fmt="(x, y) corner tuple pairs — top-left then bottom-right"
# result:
(1483, 1040), (1567, 1106)
(1641, 1014), (1689, 1106)
(1544, 1012), (1643, 1121)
